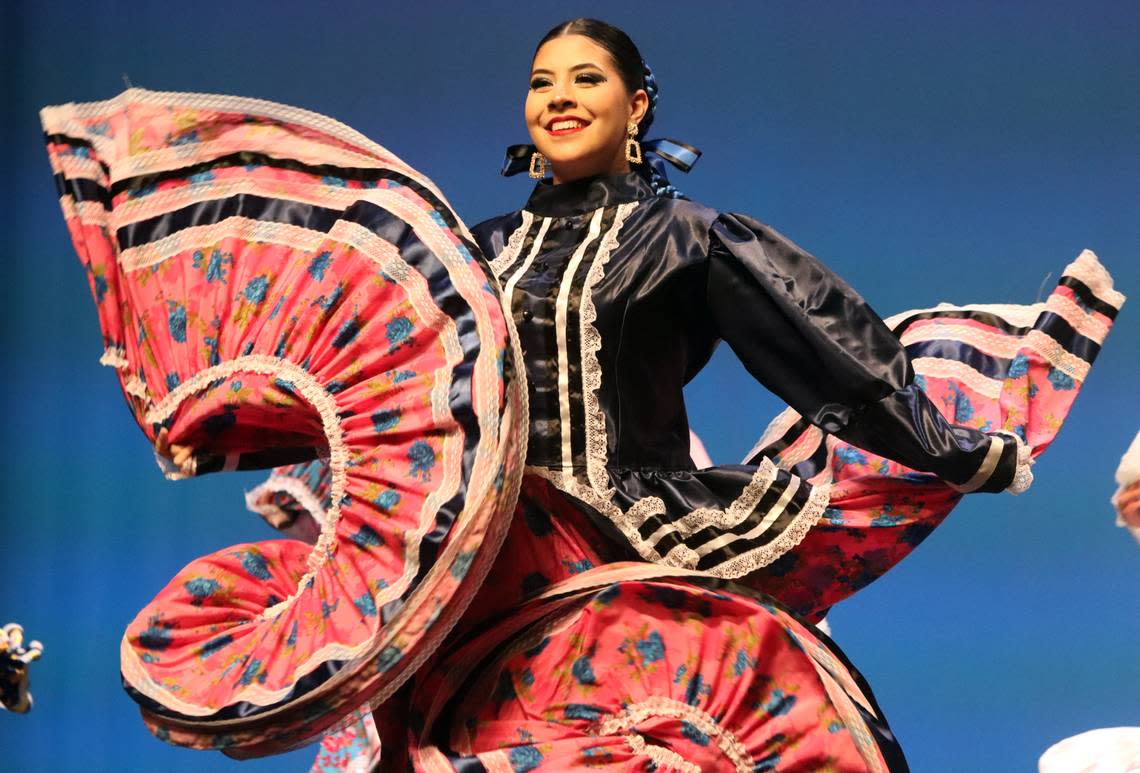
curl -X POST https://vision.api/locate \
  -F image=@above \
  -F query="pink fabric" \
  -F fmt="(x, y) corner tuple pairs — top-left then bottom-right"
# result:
(411, 568), (893, 773)
(42, 90), (525, 756)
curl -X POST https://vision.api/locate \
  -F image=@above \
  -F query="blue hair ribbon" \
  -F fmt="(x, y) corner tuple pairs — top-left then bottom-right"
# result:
(500, 138), (701, 180)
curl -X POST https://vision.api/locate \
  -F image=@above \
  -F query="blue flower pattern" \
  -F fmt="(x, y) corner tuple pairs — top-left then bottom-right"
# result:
(407, 440), (435, 481)
(242, 275), (269, 304)
(634, 631), (665, 666)
(385, 316), (413, 351)
(1048, 368), (1075, 390)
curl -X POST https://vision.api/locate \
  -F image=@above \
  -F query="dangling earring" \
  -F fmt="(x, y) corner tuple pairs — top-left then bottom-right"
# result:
(529, 151), (547, 179)
(625, 121), (643, 164)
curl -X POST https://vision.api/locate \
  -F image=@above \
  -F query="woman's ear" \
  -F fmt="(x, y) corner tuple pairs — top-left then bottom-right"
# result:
(630, 89), (649, 126)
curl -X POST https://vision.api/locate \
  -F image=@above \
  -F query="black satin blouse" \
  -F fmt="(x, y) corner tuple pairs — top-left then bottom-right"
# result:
(471, 172), (1017, 578)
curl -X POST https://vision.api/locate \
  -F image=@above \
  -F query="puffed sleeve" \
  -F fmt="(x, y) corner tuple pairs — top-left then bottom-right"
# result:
(707, 212), (1020, 493)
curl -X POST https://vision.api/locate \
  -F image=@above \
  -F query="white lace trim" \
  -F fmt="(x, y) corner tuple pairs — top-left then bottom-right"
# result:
(596, 696), (753, 773)
(557, 209), (606, 472)
(624, 733), (701, 773)
(500, 217), (551, 310)
(883, 301), (1045, 331)
(580, 201), (638, 496)
(743, 407), (802, 463)
(900, 321), (1033, 357)
(910, 358), (1003, 398)
(685, 474), (801, 559)
(119, 180), (474, 272)
(653, 458), (780, 539)
(245, 475), (328, 528)
(144, 355), (348, 618)
(1066, 249), (1125, 309)
(40, 88), (440, 193)
(706, 481), (831, 579)
(1002, 431), (1034, 495)
(53, 152), (105, 183)
(119, 217), (325, 271)
(58, 198), (108, 226)
(530, 466), (831, 579)
(1024, 329), (1092, 380)
(900, 322), (1091, 381)
(99, 347), (129, 369)
(1047, 292), (1111, 343)
(109, 177), (389, 229)
(488, 211), (534, 278)
(774, 425), (826, 471)
(124, 375), (149, 400)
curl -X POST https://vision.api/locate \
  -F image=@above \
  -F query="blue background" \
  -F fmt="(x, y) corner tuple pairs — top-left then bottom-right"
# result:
(2, 1), (1136, 770)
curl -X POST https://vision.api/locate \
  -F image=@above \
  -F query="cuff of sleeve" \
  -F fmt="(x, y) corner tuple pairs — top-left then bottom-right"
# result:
(945, 431), (1024, 494)
(1003, 432), (1034, 495)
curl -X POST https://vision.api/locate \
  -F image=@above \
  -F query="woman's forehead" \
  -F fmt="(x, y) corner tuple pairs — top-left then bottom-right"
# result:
(531, 35), (615, 73)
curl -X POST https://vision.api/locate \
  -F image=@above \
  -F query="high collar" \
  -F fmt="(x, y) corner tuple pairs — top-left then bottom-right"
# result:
(524, 171), (656, 217)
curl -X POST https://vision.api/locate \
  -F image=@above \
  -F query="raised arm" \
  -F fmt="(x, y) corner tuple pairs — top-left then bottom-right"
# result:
(707, 213), (1023, 493)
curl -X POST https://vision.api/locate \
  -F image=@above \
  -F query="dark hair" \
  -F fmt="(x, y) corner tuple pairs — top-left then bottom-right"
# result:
(536, 18), (680, 194)
(535, 18), (656, 139)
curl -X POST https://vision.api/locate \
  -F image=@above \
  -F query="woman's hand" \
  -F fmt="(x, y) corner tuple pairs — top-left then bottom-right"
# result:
(154, 427), (196, 478)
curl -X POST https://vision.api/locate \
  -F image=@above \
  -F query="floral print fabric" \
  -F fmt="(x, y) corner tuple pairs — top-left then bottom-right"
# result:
(410, 568), (897, 772)
(744, 255), (1123, 619)
(42, 89), (526, 756)
(40, 88), (1124, 771)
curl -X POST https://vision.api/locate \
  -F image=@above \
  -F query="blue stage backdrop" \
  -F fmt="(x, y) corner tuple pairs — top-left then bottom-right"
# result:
(2, 1), (1136, 770)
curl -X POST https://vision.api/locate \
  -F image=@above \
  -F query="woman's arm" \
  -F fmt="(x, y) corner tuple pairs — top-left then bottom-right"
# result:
(707, 212), (1022, 493)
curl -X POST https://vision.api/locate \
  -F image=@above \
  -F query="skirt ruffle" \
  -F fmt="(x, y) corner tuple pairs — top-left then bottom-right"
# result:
(409, 565), (906, 772)
(43, 88), (526, 756)
(309, 253), (1123, 768)
(740, 250), (1123, 619)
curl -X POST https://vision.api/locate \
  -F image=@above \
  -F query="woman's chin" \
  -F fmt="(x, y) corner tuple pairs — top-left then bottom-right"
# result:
(548, 158), (620, 184)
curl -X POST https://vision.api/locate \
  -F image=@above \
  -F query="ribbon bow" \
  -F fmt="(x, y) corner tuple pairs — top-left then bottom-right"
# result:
(501, 138), (702, 181)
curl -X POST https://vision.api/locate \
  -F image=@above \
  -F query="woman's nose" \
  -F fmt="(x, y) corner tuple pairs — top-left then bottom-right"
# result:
(548, 86), (575, 109)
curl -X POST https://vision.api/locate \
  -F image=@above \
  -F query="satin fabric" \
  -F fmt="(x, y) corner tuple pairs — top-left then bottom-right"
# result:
(304, 175), (1121, 772)
(475, 173), (1016, 492)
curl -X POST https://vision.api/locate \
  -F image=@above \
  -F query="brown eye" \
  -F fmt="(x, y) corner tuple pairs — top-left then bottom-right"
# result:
(529, 77), (551, 90)
(575, 73), (604, 85)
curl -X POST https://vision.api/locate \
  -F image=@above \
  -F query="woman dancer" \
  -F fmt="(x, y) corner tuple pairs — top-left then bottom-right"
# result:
(45, 16), (1121, 771)
(281, 18), (1121, 772)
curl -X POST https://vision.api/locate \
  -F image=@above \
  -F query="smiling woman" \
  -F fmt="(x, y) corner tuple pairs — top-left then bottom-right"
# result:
(525, 27), (648, 183)
(379, 19), (1123, 772)
(40, 14), (1124, 773)
(258, 17), (1124, 773)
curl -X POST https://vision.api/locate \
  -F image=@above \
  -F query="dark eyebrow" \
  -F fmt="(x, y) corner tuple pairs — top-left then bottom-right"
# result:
(530, 63), (605, 76)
